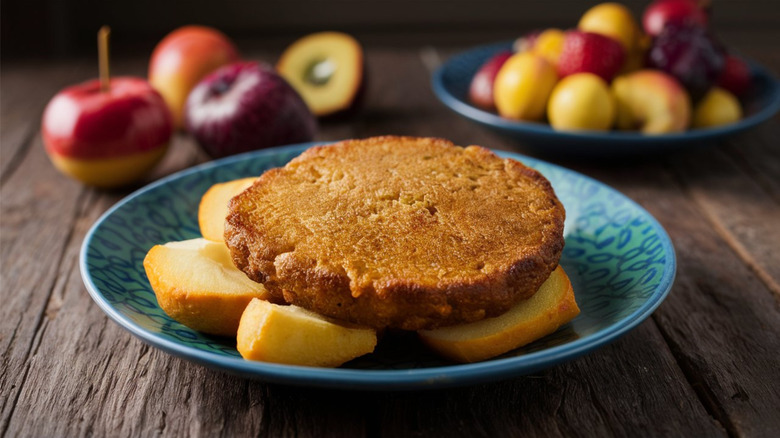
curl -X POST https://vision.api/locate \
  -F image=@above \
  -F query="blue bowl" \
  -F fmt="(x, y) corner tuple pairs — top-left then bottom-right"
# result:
(432, 42), (780, 156)
(80, 142), (676, 390)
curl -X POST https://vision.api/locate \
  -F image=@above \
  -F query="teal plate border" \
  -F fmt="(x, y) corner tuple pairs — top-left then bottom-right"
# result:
(80, 142), (676, 390)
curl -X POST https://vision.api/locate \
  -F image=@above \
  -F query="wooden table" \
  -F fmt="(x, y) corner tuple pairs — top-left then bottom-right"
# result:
(2, 34), (779, 436)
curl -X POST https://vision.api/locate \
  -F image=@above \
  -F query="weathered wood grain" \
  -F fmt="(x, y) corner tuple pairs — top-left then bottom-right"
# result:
(1, 135), (368, 438)
(379, 322), (725, 438)
(723, 122), (780, 204)
(0, 59), (200, 436)
(0, 56), (366, 436)
(2, 42), (779, 437)
(695, 29), (780, 204)
(673, 146), (780, 302)
(0, 62), (94, 182)
(655, 166), (780, 437)
(0, 132), (86, 436)
(361, 49), (725, 437)
(420, 45), (780, 436)
(571, 157), (780, 437)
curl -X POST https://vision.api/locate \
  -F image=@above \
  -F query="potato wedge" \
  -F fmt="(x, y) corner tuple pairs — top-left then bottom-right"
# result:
(198, 177), (256, 242)
(418, 266), (579, 363)
(143, 238), (269, 336)
(237, 298), (377, 367)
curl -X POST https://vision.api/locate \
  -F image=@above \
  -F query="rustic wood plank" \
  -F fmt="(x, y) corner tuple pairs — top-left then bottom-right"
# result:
(0, 58), (201, 436)
(671, 146), (780, 302)
(570, 158), (780, 437)
(435, 37), (780, 432)
(3, 39), (779, 437)
(2, 150), (254, 437)
(716, 29), (780, 206)
(722, 122), (780, 205)
(419, 44), (779, 435)
(356, 48), (725, 437)
(1, 154), (280, 437)
(699, 29), (780, 207)
(0, 56), (164, 185)
(656, 163), (780, 437)
(0, 132), (86, 436)
(379, 322), (725, 438)
(1, 55), (369, 437)
(0, 61), (95, 182)
(3, 186), (369, 437)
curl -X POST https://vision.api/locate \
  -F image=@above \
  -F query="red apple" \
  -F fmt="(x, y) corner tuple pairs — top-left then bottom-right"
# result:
(149, 26), (240, 128)
(42, 77), (173, 188)
(557, 31), (625, 82)
(717, 55), (752, 98)
(469, 51), (512, 110)
(643, 0), (708, 37)
(184, 62), (316, 158)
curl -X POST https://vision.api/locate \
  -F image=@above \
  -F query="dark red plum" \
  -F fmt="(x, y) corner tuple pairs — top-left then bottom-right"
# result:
(717, 55), (752, 98)
(647, 22), (725, 101)
(185, 62), (317, 158)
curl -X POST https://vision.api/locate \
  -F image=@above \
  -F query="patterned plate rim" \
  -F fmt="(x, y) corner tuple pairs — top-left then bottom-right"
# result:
(79, 142), (676, 390)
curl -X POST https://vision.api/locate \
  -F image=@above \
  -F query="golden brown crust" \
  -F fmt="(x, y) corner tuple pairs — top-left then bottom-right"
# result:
(225, 136), (565, 330)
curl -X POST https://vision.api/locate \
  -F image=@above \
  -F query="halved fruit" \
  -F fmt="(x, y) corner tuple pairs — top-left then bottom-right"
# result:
(612, 70), (691, 134)
(277, 32), (364, 117)
(143, 238), (268, 336)
(237, 298), (377, 367)
(198, 177), (256, 242)
(418, 266), (579, 363)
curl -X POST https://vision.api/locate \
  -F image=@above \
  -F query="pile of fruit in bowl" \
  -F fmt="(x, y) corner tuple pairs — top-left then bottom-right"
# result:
(42, 26), (365, 188)
(469, 0), (752, 135)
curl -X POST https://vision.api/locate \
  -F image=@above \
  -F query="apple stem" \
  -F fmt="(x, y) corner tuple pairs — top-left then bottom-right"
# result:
(98, 26), (111, 92)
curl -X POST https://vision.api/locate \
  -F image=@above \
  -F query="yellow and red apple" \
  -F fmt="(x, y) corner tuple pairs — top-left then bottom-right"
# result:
(493, 52), (559, 121)
(144, 238), (270, 336)
(277, 32), (364, 117)
(692, 87), (742, 129)
(237, 298), (377, 367)
(578, 2), (641, 52)
(548, 73), (615, 132)
(198, 177), (257, 242)
(419, 266), (579, 363)
(612, 70), (691, 134)
(532, 29), (566, 69)
(149, 26), (240, 128)
(469, 50), (512, 110)
(42, 77), (173, 188)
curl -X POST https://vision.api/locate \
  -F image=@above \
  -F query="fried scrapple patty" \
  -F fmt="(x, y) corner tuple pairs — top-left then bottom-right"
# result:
(225, 136), (565, 330)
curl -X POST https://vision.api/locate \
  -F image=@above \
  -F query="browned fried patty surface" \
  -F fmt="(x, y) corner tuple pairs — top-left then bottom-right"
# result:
(225, 136), (565, 330)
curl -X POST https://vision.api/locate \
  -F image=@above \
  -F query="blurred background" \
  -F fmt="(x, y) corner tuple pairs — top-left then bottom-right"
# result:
(3, 0), (779, 60)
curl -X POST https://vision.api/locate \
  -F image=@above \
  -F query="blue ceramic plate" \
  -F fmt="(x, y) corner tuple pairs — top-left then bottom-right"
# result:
(80, 142), (675, 390)
(432, 42), (780, 156)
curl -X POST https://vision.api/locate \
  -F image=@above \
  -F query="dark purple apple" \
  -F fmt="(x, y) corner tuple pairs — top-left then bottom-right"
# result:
(185, 61), (317, 158)
(647, 22), (725, 101)
(469, 51), (513, 110)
